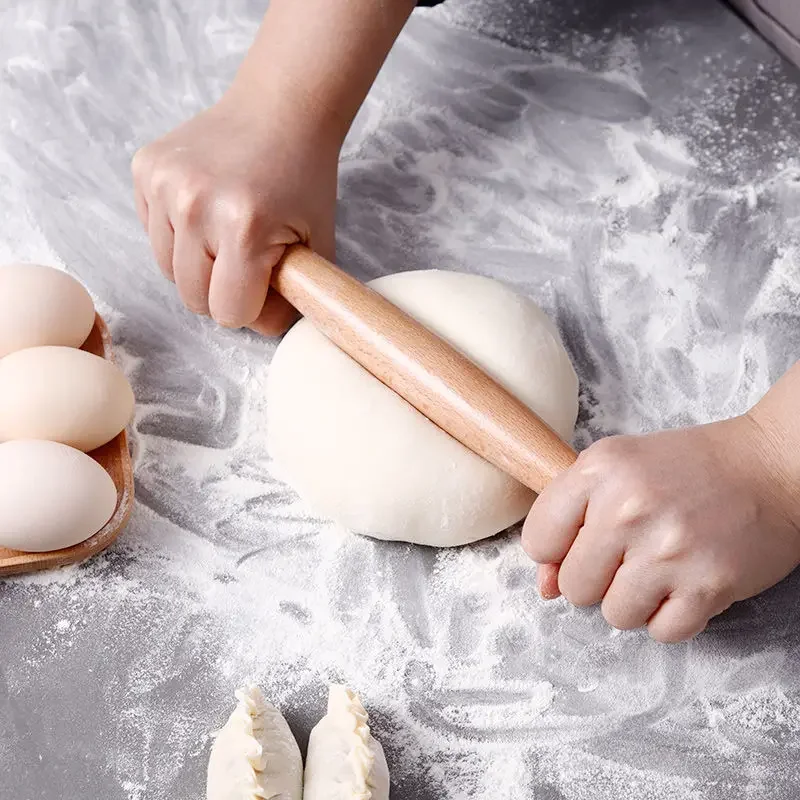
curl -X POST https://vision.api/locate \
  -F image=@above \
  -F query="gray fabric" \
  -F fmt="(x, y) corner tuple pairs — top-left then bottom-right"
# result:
(732, 0), (800, 66)
(758, 0), (800, 38)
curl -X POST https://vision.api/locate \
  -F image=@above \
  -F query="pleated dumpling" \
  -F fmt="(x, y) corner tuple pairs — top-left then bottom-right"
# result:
(206, 686), (302, 800)
(303, 685), (390, 800)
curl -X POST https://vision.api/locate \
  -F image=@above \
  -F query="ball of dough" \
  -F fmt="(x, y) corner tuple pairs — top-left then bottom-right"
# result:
(267, 270), (578, 547)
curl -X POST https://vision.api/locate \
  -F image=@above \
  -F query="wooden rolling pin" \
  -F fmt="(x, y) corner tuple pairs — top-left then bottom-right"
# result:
(271, 245), (577, 495)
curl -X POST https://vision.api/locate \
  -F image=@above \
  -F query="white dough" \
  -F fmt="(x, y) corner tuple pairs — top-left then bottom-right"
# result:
(206, 686), (302, 800)
(267, 270), (578, 547)
(304, 685), (390, 800)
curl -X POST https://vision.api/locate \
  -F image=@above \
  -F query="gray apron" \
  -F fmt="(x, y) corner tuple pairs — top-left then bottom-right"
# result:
(732, 0), (800, 66)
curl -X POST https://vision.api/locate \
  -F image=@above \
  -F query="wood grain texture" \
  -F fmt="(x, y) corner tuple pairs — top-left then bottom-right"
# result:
(272, 245), (578, 495)
(0, 314), (135, 578)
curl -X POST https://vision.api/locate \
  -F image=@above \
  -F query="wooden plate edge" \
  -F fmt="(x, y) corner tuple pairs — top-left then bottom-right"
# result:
(0, 314), (136, 578)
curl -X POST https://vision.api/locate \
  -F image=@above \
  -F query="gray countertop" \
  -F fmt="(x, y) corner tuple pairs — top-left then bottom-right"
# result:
(3, 1), (800, 797)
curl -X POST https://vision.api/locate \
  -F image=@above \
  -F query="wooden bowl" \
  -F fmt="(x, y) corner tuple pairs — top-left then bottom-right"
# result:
(0, 314), (135, 578)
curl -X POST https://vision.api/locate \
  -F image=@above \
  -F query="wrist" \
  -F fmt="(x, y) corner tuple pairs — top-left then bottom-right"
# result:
(217, 68), (346, 166)
(230, 64), (351, 150)
(741, 407), (800, 534)
(229, 0), (416, 152)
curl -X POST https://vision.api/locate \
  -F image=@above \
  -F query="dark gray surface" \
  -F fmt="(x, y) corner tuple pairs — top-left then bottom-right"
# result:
(2, 1), (800, 797)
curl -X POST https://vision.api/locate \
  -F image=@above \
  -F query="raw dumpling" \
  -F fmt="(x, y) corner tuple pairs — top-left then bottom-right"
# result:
(0, 263), (95, 357)
(304, 685), (390, 800)
(206, 686), (302, 800)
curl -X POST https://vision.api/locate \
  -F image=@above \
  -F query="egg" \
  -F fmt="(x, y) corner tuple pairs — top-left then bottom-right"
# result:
(0, 263), (95, 358)
(0, 439), (118, 552)
(0, 346), (135, 452)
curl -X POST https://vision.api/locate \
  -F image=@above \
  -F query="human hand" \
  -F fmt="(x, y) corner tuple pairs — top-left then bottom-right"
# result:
(131, 83), (339, 335)
(522, 415), (800, 642)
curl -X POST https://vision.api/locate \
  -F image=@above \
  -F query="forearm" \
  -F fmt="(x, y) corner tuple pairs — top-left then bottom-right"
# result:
(231, 0), (418, 144)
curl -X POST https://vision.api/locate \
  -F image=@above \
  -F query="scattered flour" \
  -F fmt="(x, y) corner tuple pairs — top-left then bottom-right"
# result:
(1, 2), (800, 799)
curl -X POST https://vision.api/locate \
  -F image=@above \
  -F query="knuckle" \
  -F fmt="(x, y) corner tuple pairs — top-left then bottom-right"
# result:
(602, 603), (635, 631)
(173, 181), (207, 223)
(521, 519), (552, 562)
(574, 445), (600, 476)
(611, 475), (659, 527)
(216, 318), (244, 330)
(600, 596), (626, 630)
(521, 500), (556, 562)
(560, 580), (595, 608)
(521, 532), (559, 566)
(522, 545), (549, 565)
(649, 618), (703, 644)
(184, 301), (209, 317)
(150, 164), (173, 196)
(578, 437), (631, 477)
(155, 254), (175, 280)
(587, 436), (626, 460)
(131, 146), (153, 179)
(557, 575), (578, 605)
(649, 625), (682, 644)
(557, 556), (601, 608)
(179, 287), (209, 316)
(210, 308), (245, 329)
(696, 572), (738, 607)
(654, 521), (694, 562)
(520, 533), (542, 563)
(219, 189), (259, 241)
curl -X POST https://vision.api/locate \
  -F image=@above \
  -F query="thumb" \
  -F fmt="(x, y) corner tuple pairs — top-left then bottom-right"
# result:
(249, 290), (298, 337)
(250, 211), (336, 338)
(245, 242), (298, 337)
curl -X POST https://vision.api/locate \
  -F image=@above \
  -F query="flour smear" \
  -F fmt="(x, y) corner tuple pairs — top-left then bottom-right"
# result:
(2, 2), (800, 799)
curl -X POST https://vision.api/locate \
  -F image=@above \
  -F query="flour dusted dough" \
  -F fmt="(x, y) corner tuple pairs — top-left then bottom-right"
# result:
(267, 270), (579, 547)
(206, 686), (302, 800)
(304, 685), (390, 800)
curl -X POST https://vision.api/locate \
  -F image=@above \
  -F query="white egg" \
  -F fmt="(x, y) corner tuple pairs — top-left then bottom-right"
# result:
(0, 263), (95, 358)
(0, 440), (118, 552)
(0, 346), (135, 452)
